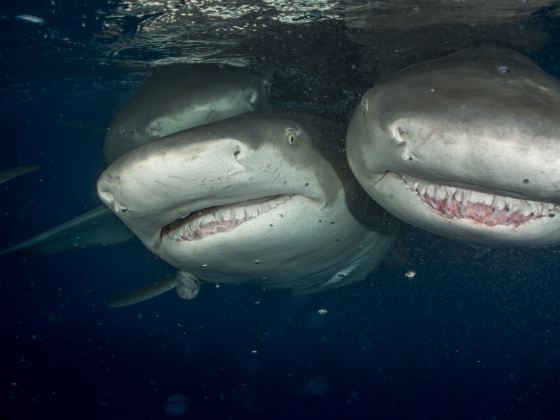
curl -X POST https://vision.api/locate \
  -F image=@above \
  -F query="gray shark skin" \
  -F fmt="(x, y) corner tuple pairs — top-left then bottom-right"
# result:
(346, 47), (560, 247)
(0, 165), (40, 185)
(98, 113), (394, 295)
(103, 65), (271, 163)
(2, 65), (271, 255)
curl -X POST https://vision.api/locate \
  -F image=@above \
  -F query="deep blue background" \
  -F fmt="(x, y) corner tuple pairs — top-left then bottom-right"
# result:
(2, 1), (560, 419)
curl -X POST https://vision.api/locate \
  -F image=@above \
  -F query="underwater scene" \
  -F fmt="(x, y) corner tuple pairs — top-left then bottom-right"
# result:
(3, 1), (560, 419)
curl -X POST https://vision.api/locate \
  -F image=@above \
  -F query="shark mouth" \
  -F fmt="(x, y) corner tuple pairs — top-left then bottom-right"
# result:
(398, 174), (558, 227)
(163, 195), (292, 241)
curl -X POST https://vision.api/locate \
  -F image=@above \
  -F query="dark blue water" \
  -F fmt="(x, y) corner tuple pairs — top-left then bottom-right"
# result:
(2, 1), (560, 419)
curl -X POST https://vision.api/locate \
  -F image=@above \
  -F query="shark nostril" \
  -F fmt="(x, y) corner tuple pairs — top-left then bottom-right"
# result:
(393, 127), (409, 145)
(114, 201), (128, 213)
(233, 147), (241, 160)
(248, 91), (258, 105)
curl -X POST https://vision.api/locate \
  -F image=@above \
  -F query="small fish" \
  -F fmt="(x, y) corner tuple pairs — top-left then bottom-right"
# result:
(15, 15), (45, 24)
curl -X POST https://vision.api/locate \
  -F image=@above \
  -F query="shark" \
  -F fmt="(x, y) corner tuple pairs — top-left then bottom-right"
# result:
(1, 65), (271, 254)
(98, 113), (394, 305)
(0, 165), (40, 185)
(103, 64), (271, 163)
(346, 47), (560, 247)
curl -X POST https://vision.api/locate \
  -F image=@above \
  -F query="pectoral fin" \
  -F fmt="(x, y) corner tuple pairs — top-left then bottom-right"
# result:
(106, 276), (178, 308)
(1, 206), (134, 255)
(0, 164), (41, 185)
(106, 271), (201, 308)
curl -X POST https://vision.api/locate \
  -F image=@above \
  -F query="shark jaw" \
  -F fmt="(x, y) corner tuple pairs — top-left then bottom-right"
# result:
(398, 173), (558, 227)
(162, 195), (293, 242)
(136, 190), (337, 285)
(371, 171), (560, 246)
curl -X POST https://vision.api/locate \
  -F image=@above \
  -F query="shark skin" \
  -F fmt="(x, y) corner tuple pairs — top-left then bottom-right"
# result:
(98, 112), (394, 301)
(103, 65), (271, 163)
(347, 47), (560, 247)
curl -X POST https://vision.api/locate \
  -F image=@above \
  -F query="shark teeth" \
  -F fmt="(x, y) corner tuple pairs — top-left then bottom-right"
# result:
(400, 175), (558, 227)
(164, 195), (292, 241)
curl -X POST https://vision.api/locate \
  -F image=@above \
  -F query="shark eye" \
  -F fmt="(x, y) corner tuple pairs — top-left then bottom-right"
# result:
(497, 65), (510, 74)
(286, 128), (297, 145)
(249, 91), (258, 105)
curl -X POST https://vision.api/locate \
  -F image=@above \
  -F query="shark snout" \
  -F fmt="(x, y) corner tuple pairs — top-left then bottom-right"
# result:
(97, 137), (254, 214)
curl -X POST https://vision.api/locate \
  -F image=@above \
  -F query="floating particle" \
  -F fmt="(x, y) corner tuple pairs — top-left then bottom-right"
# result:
(317, 308), (328, 316)
(15, 14), (44, 24)
(251, 349), (258, 354)
(404, 270), (416, 279)
(163, 393), (189, 416)
(295, 376), (330, 397)
(305, 377), (329, 396)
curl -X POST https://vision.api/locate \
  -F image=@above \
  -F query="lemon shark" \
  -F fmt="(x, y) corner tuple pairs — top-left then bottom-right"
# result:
(0, 165), (40, 185)
(1, 65), (271, 254)
(346, 47), (560, 247)
(97, 113), (394, 306)
(103, 65), (271, 163)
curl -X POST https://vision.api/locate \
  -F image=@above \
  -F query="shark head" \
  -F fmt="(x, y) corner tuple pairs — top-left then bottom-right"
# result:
(103, 65), (271, 163)
(98, 113), (389, 290)
(347, 47), (560, 247)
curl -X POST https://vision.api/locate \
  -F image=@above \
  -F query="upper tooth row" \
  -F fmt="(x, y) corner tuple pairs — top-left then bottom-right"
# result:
(407, 179), (556, 215)
(196, 206), (258, 227)
(194, 195), (290, 226)
(171, 195), (291, 240)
